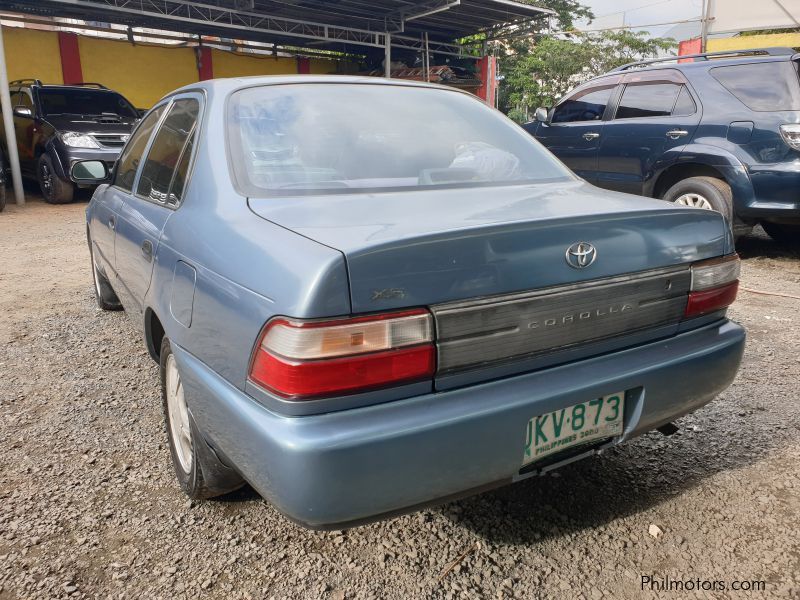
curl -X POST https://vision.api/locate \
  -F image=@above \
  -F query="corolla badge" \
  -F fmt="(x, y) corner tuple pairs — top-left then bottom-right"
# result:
(565, 241), (597, 269)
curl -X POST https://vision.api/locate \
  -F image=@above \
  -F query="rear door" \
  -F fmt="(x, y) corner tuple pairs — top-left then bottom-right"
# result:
(114, 94), (201, 314)
(595, 70), (700, 195)
(535, 77), (620, 183)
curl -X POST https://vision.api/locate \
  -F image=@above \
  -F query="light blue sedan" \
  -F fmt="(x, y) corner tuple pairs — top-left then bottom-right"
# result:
(80, 76), (745, 529)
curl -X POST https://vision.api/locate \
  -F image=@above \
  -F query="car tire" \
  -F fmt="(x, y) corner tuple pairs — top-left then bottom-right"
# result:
(761, 222), (800, 247)
(663, 176), (733, 223)
(37, 154), (74, 204)
(160, 337), (245, 500)
(0, 149), (7, 212)
(88, 233), (122, 310)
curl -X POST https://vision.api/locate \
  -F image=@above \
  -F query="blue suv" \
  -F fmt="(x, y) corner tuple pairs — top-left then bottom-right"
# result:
(524, 48), (800, 245)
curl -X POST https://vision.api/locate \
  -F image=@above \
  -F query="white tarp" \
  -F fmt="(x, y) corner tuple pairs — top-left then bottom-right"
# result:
(708, 0), (800, 34)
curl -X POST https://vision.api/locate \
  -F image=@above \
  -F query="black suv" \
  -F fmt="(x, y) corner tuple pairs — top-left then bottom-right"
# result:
(524, 48), (800, 245)
(0, 80), (139, 203)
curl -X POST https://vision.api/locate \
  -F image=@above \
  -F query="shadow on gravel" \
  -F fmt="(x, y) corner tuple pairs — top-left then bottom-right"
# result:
(735, 226), (799, 260)
(438, 412), (788, 546)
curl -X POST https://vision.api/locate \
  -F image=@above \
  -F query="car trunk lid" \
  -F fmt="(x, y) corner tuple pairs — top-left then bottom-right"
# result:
(248, 180), (728, 313)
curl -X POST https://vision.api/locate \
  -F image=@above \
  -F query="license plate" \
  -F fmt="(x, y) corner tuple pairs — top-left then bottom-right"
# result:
(522, 392), (625, 466)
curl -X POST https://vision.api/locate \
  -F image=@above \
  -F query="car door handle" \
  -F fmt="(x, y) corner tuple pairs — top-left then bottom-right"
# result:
(141, 239), (153, 261)
(108, 216), (115, 230)
(666, 129), (689, 139)
(582, 132), (600, 141)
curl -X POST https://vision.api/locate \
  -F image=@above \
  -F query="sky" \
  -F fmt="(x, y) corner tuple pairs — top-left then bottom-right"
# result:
(575, 0), (705, 40)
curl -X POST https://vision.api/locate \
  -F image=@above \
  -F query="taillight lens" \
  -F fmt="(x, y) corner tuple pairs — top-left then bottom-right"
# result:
(249, 309), (435, 399)
(685, 254), (740, 318)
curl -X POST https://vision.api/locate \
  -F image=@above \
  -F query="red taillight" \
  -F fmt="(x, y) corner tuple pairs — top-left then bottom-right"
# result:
(249, 309), (435, 399)
(685, 254), (740, 318)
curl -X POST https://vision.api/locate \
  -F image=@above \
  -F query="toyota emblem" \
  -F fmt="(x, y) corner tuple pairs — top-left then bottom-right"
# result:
(565, 242), (597, 269)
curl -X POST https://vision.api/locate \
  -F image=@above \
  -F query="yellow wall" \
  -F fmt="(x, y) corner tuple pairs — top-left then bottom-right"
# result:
(78, 36), (198, 109)
(708, 32), (800, 52)
(211, 49), (297, 78)
(1, 26), (63, 85)
(1, 26), (347, 109)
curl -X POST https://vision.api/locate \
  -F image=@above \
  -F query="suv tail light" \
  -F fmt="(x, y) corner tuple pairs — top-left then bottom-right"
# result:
(685, 254), (740, 318)
(249, 309), (435, 399)
(779, 124), (800, 151)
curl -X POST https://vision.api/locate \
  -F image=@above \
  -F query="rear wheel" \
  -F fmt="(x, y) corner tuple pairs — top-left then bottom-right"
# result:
(0, 150), (7, 212)
(160, 337), (244, 499)
(663, 176), (733, 223)
(88, 233), (122, 310)
(38, 154), (74, 204)
(762, 222), (800, 247)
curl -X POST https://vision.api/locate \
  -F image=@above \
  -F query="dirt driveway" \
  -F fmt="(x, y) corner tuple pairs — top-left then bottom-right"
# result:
(1, 196), (798, 600)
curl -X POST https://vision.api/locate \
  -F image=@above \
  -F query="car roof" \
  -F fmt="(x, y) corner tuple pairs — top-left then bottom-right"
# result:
(164, 74), (474, 101)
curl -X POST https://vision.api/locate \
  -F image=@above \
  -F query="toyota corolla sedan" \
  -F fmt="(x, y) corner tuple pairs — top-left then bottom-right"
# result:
(79, 76), (745, 529)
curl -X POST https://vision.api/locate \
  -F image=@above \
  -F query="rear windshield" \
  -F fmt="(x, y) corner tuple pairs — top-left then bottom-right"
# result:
(38, 88), (138, 118)
(710, 62), (800, 111)
(228, 83), (573, 196)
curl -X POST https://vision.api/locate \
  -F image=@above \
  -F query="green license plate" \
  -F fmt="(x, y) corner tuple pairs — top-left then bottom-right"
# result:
(522, 392), (625, 466)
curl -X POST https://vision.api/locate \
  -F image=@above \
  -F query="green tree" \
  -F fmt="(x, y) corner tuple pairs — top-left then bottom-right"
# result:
(493, 2), (675, 122)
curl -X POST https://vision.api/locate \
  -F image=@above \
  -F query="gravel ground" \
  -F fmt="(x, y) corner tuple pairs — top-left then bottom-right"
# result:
(1, 196), (799, 600)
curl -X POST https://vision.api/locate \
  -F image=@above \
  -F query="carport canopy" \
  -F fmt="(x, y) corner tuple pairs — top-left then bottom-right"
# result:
(0, 0), (554, 205)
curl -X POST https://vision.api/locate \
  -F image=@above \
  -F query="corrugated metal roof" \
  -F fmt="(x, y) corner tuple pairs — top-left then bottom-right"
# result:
(5, 0), (553, 55)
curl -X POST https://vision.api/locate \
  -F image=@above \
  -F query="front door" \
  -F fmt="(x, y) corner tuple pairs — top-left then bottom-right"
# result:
(535, 79), (619, 183)
(114, 95), (201, 314)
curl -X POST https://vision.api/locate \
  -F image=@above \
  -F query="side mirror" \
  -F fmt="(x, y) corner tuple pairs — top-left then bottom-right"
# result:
(71, 160), (109, 183)
(13, 106), (32, 118)
(535, 107), (549, 123)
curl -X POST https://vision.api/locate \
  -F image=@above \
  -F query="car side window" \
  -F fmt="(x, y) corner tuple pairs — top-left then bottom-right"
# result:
(672, 86), (697, 117)
(113, 106), (165, 192)
(615, 83), (681, 119)
(166, 132), (195, 207)
(136, 98), (199, 205)
(551, 85), (615, 123)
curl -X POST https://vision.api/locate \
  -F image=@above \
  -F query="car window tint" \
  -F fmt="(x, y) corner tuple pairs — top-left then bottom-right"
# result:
(711, 62), (800, 111)
(672, 86), (697, 116)
(552, 85), (615, 123)
(166, 132), (194, 206)
(615, 83), (681, 119)
(113, 105), (165, 192)
(136, 99), (199, 204)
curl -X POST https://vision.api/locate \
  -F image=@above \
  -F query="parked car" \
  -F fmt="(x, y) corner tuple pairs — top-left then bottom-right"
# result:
(524, 47), (800, 245)
(80, 76), (745, 529)
(0, 79), (138, 204)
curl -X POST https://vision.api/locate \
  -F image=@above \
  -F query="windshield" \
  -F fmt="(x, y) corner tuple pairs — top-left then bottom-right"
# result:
(38, 88), (138, 118)
(228, 83), (573, 196)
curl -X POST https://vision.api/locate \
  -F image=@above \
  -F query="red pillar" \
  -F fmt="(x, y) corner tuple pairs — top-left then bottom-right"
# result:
(58, 32), (83, 84)
(297, 57), (311, 74)
(475, 56), (497, 107)
(197, 46), (213, 80)
(678, 38), (702, 62)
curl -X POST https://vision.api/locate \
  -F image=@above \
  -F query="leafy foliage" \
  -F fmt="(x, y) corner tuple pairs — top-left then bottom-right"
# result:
(494, 2), (675, 122)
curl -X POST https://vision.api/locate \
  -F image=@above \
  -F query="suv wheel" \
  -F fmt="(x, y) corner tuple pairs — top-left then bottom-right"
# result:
(160, 337), (244, 499)
(663, 176), (733, 222)
(761, 222), (800, 247)
(37, 154), (74, 204)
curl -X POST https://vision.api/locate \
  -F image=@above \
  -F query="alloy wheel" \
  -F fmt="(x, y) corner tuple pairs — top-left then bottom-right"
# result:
(165, 354), (193, 473)
(674, 192), (713, 210)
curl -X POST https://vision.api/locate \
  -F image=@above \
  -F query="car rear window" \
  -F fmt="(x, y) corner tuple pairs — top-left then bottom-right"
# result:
(710, 62), (800, 111)
(227, 83), (573, 197)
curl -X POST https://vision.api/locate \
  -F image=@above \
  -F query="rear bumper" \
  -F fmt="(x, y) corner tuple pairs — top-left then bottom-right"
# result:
(737, 164), (800, 224)
(175, 319), (745, 529)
